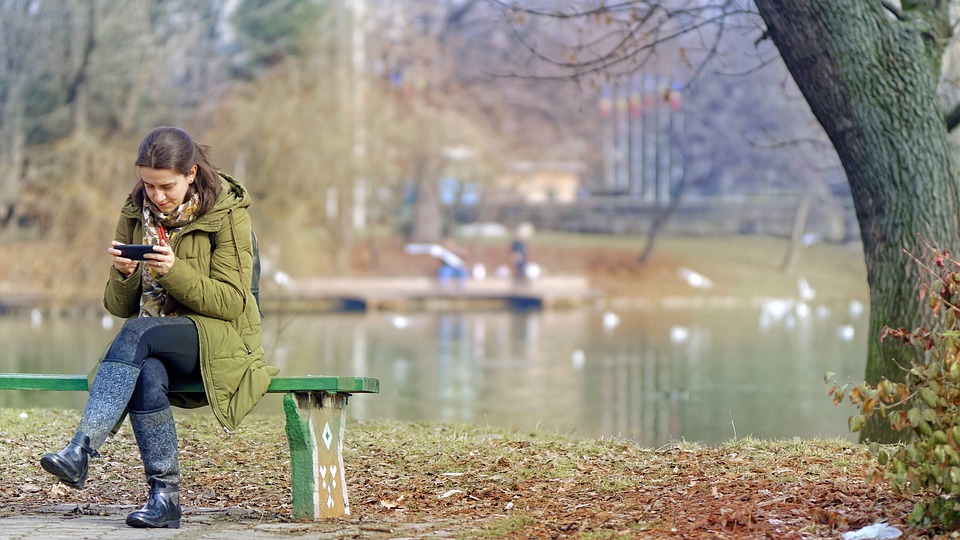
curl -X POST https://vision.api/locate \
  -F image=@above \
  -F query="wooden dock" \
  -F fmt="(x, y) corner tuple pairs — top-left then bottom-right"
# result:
(0, 275), (604, 315)
(263, 275), (604, 313)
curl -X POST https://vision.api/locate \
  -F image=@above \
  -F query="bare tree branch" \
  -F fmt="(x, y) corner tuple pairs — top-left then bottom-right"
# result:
(485, 0), (753, 84)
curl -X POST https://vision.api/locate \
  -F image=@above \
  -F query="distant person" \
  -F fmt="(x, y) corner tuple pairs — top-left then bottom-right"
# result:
(510, 223), (533, 286)
(39, 127), (277, 529)
(438, 237), (469, 289)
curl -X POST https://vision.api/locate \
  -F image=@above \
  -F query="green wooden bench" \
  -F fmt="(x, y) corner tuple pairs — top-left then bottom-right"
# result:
(0, 372), (379, 520)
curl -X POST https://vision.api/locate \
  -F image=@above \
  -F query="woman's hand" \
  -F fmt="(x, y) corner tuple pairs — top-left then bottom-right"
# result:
(108, 241), (140, 277)
(143, 239), (176, 277)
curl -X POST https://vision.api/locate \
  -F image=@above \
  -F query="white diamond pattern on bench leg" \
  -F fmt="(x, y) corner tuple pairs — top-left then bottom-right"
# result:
(328, 465), (337, 509)
(322, 422), (333, 449)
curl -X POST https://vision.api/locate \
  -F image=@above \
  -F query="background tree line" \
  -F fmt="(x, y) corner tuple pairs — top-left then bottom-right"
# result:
(0, 0), (602, 281)
(0, 0), (855, 284)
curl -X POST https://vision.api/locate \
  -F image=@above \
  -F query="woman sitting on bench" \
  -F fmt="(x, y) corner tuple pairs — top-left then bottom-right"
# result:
(40, 126), (277, 529)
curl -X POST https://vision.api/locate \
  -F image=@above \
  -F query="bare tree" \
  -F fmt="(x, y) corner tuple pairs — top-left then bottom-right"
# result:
(491, 0), (960, 442)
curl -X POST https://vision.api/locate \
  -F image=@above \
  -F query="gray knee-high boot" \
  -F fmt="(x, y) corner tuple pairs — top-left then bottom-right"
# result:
(129, 407), (181, 487)
(40, 361), (140, 489)
(126, 407), (181, 529)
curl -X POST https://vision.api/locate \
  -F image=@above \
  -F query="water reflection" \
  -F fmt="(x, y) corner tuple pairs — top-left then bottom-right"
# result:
(0, 300), (867, 447)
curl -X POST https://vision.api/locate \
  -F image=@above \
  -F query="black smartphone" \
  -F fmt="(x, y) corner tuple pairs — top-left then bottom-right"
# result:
(116, 244), (156, 260)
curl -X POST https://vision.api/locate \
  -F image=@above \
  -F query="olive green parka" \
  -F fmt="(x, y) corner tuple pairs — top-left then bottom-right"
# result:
(99, 172), (277, 432)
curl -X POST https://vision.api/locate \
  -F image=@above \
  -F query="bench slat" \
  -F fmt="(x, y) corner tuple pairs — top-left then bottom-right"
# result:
(0, 373), (379, 394)
(267, 375), (379, 394)
(0, 373), (88, 391)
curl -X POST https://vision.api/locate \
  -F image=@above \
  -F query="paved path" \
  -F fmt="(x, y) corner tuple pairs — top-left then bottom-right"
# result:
(0, 506), (424, 539)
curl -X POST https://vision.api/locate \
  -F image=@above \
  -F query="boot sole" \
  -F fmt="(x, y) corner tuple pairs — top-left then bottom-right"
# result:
(126, 516), (180, 528)
(39, 455), (85, 489)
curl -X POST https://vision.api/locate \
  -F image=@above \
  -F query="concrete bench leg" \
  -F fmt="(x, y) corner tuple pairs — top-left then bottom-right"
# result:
(283, 391), (350, 519)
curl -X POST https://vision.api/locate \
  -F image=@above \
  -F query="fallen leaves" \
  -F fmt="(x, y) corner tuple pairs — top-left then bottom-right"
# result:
(0, 410), (942, 538)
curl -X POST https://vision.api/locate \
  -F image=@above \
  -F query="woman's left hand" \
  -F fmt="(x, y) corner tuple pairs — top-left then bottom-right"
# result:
(143, 240), (176, 276)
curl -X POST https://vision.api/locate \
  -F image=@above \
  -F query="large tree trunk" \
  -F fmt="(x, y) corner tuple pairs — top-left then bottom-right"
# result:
(755, 0), (960, 442)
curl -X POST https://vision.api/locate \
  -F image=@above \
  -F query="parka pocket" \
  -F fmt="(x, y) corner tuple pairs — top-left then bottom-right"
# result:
(224, 357), (274, 426)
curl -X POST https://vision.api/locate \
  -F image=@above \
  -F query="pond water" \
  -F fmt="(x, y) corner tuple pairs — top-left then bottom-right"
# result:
(0, 298), (868, 448)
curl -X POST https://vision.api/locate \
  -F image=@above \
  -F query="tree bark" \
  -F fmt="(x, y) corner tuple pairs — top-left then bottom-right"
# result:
(0, 78), (27, 235)
(638, 173), (686, 265)
(409, 156), (444, 244)
(755, 0), (960, 442)
(66, 0), (96, 138)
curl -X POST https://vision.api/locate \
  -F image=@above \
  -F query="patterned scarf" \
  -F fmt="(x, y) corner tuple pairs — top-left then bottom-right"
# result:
(139, 192), (201, 317)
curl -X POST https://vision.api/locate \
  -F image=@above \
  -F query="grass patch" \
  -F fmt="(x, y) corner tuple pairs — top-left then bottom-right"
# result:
(467, 514), (536, 539)
(489, 232), (870, 301)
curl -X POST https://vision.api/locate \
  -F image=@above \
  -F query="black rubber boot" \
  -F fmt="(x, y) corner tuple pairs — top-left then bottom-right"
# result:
(39, 432), (99, 489)
(126, 480), (181, 528)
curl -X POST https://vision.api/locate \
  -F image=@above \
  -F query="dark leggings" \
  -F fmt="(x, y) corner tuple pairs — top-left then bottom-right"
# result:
(103, 317), (199, 413)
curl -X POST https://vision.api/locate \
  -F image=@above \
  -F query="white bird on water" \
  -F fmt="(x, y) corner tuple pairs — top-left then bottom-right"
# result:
(837, 324), (856, 342)
(669, 325), (690, 344)
(758, 298), (792, 331)
(273, 271), (291, 286)
(797, 277), (816, 302)
(389, 315), (410, 329)
(30, 308), (42, 329)
(571, 349), (585, 370)
(848, 299), (865, 318)
(602, 310), (620, 332)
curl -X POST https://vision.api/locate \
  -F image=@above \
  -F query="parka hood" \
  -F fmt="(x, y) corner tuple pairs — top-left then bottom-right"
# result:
(216, 172), (252, 212)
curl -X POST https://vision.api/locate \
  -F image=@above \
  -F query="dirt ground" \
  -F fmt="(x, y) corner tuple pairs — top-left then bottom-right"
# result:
(349, 442), (921, 540)
(3, 412), (948, 540)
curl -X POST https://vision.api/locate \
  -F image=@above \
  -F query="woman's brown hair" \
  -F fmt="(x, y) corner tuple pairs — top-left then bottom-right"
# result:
(130, 126), (222, 214)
